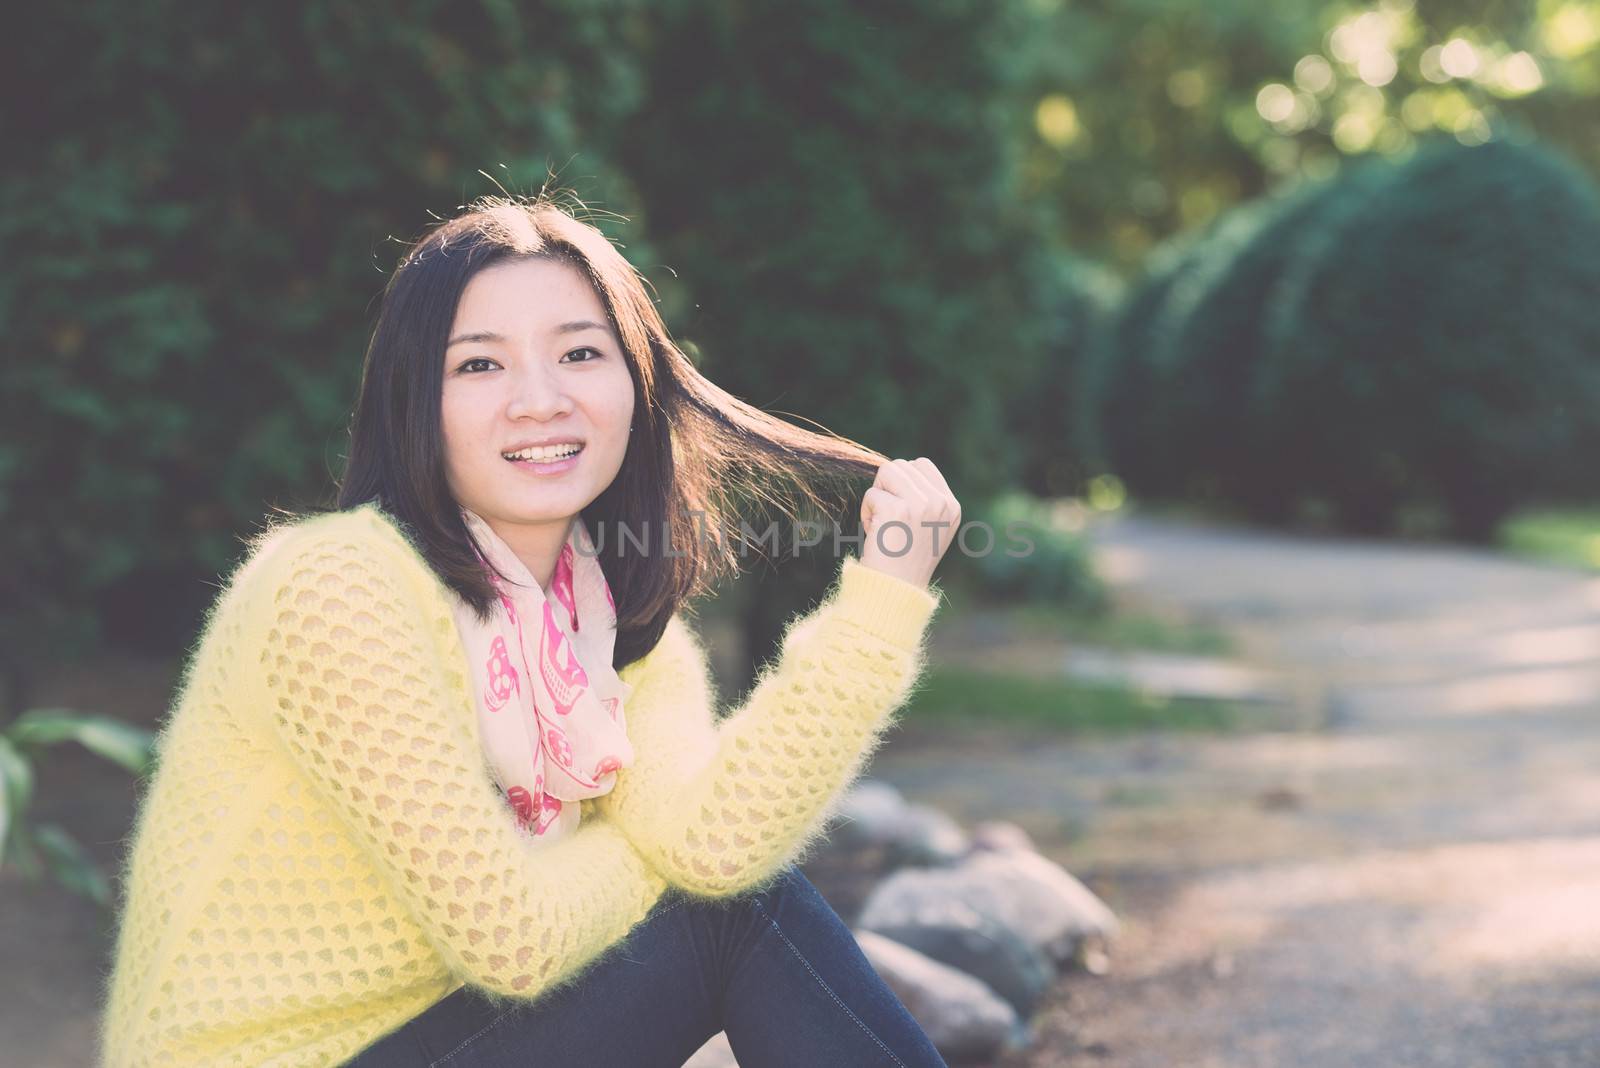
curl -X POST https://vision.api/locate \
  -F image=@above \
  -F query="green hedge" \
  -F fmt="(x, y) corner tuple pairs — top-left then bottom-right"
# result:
(1090, 134), (1600, 540)
(0, 1), (652, 707)
(1008, 254), (1122, 499)
(1258, 135), (1600, 539)
(1076, 227), (1212, 501)
(2, 0), (1072, 710)
(1146, 180), (1346, 522)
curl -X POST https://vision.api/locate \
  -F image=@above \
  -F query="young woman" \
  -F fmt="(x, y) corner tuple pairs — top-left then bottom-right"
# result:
(98, 196), (960, 1068)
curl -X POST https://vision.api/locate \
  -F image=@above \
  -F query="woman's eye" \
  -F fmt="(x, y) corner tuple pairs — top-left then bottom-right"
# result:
(458, 350), (599, 373)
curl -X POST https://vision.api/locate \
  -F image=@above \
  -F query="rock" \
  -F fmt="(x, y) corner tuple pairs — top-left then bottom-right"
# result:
(828, 780), (913, 850)
(859, 850), (1119, 981)
(892, 803), (971, 866)
(1256, 784), (1304, 810)
(828, 781), (970, 866)
(798, 845), (900, 926)
(810, 782), (916, 921)
(1079, 936), (1113, 976)
(956, 849), (1121, 967)
(855, 928), (1026, 1065)
(857, 878), (1057, 1019)
(970, 820), (1036, 853)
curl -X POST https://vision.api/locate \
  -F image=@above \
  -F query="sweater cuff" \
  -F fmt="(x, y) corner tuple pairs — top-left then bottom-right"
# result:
(833, 555), (942, 651)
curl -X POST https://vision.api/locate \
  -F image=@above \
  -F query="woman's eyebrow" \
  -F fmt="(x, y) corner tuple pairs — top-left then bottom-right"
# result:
(446, 321), (611, 348)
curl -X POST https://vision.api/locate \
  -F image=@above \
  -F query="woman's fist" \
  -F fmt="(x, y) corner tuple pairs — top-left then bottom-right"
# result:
(859, 458), (961, 589)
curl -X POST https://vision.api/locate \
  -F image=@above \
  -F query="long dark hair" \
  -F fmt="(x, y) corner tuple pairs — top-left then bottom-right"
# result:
(336, 193), (887, 670)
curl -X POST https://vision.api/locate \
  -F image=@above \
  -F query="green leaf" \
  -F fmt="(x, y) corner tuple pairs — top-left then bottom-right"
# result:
(0, 734), (34, 867)
(9, 709), (155, 775)
(33, 823), (112, 907)
(0, 754), (8, 867)
(5, 824), (43, 880)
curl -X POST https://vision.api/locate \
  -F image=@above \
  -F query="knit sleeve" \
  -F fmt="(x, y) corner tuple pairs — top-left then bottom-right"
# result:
(243, 517), (670, 1001)
(597, 555), (941, 899)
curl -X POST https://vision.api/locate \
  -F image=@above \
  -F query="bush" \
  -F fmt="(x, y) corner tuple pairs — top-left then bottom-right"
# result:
(959, 491), (1106, 610)
(1145, 175), (1361, 522)
(1076, 228), (1212, 500)
(1007, 254), (1123, 500)
(1087, 133), (1600, 541)
(1257, 134), (1600, 540)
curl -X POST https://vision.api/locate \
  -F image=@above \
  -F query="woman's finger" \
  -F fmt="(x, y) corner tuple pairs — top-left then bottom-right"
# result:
(913, 457), (953, 498)
(879, 459), (930, 506)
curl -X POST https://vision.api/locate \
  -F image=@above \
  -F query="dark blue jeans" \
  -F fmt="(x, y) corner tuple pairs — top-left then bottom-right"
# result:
(342, 863), (949, 1067)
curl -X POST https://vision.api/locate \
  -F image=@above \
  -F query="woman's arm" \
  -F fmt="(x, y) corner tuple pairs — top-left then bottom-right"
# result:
(241, 516), (670, 1000)
(597, 554), (941, 899)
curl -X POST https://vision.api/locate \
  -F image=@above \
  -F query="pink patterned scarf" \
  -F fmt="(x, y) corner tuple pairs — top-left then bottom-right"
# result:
(448, 507), (634, 842)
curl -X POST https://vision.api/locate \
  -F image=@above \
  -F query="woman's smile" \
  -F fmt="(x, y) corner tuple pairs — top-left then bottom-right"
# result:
(504, 446), (584, 476)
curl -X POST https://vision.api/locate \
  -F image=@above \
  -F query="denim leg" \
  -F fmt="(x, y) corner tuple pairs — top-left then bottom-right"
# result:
(340, 889), (719, 1068)
(342, 866), (947, 1068)
(721, 865), (950, 1068)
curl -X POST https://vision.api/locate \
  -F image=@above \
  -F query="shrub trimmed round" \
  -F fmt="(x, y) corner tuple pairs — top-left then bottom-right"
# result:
(1255, 135), (1600, 539)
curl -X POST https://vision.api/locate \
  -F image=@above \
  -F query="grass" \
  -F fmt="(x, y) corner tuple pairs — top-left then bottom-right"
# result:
(1498, 507), (1600, 571)
(999, 600), (1235, 657)
(936, 581), (1235, 657)
(904, 664), (1242, 733)
(919, 565), (1244, 732)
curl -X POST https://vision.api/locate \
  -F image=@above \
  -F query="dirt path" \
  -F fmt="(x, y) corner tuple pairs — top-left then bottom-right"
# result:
(872, 511), (1600, 1067)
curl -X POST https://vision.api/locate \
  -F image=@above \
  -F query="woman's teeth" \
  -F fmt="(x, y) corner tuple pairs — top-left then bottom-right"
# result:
(503, 444), (583, 462)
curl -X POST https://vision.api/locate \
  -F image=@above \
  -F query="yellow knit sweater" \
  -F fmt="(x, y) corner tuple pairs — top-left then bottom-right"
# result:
(97, 501), (941, 1067)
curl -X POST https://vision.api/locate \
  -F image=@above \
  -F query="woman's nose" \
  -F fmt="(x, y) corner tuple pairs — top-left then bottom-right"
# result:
(505, 362), (573, 420)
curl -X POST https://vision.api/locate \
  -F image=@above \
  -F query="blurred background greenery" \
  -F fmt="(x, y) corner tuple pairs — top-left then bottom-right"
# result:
(7, 0), (1600, 903)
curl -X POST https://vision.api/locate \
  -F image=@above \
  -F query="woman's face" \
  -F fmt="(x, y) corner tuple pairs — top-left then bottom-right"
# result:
(440, 257), (636, 542)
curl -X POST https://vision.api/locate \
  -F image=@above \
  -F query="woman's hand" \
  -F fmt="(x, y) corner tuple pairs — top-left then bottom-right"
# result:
(858, 458), (961, 590)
